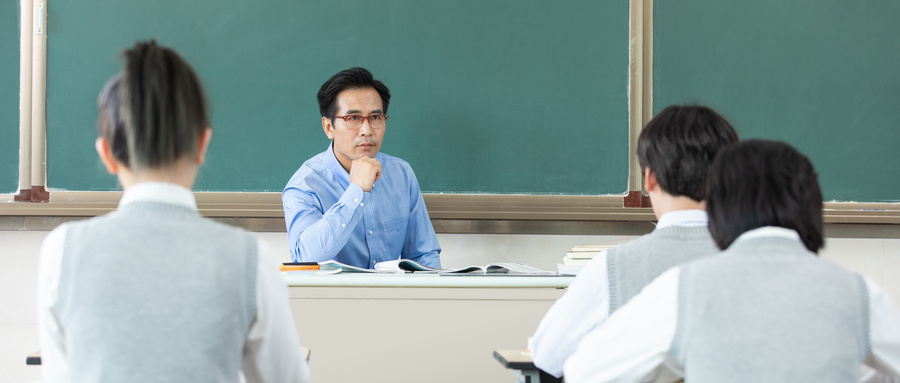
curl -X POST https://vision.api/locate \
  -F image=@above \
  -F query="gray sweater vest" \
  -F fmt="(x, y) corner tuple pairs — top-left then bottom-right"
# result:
(55, 201), (258, 383)
(670, 236), (870, 382)
(607, 226), (718, 313)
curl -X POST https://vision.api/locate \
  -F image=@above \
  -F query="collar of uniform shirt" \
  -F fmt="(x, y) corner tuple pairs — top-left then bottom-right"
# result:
(656, 209), (708, 230)
(118, 182), (197, 210)
(733, 226), (802, 244)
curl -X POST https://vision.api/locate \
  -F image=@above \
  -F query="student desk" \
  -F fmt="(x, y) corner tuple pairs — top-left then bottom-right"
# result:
(283, 273), (573, 383)
(493, 349), (563, 383)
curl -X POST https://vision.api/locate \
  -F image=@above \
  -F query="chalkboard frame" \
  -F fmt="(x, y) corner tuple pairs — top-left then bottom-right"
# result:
(4, 0), (899, 226)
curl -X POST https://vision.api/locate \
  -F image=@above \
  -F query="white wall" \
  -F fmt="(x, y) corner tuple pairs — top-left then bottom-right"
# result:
(2, 230), (899, 382)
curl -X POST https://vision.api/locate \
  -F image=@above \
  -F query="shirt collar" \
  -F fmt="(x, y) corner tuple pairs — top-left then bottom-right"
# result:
(656, 209), (708, 229)
(733, 226), (802, 244)
(119, 182), (197, 210)
(325, 141), (351, 189)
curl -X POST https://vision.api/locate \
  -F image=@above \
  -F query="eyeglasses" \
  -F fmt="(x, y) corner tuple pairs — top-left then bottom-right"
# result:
(333, 114), (389, 130)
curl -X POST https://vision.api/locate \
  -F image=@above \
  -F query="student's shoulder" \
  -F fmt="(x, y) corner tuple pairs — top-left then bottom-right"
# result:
(608, 231), (668, 255)
(201, 216), (254, 237)
(609, 227), (714, 257)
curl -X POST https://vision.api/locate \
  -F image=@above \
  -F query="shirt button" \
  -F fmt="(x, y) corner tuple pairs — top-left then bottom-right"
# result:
(369, 230), (373, 235)
(372, 260), (376, 264)
(360, 203), (365, 207)
(353, 198), (358, 202)
(341, 223), (346, 227)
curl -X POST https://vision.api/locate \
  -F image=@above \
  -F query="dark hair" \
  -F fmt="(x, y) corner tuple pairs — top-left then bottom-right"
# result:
(706, 139), (824, 253)
(97, 40), (209, 170)
(637, 105), (738, 201)
(317, 67), (390, 120)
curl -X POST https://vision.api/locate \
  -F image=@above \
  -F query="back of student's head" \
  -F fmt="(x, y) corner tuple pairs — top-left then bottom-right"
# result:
(706, 139), (824, 253)
(98, 40), (209, 170)
(317, 67), (391, 120)
(637, 105), (738, 201)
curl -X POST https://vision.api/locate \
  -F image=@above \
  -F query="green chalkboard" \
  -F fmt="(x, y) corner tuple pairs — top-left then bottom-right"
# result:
(654, 0), (900, 202)
(1, 1), (19, 194)
(46, 1), (629, 194)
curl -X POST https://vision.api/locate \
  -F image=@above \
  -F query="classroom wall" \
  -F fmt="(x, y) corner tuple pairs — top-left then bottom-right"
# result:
(2, 230), (900, 382)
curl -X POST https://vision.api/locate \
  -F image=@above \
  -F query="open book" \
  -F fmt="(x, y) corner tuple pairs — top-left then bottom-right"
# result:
(375, 259), (556, 275)
(316, 260), (400, 274)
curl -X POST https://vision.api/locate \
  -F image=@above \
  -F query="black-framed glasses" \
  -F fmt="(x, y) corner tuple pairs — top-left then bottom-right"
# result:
(334, 114), (388, 130)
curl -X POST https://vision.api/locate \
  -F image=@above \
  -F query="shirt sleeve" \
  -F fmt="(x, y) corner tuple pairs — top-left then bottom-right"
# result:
(531, 252), (611, 377)
(864, 276), (900, 379)
(398, 168), (441, 268)
(38, 225), (69, 383)
(283, 183), (366, 262)
(563, 267), (682, 383)
(242, 238), (311, 383)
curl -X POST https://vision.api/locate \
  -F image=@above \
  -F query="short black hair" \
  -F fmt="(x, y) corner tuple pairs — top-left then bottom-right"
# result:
(637, 105), (738, 201)
(317, 67), (391, 120)
(98, 40), (209, 170)
(706, 139), (824, 253)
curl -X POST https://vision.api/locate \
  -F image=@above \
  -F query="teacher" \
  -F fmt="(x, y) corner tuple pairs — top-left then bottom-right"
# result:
(282, 67), (442, 269)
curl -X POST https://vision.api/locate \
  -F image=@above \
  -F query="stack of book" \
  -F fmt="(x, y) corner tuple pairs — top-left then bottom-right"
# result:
(559, 241), (628, 275)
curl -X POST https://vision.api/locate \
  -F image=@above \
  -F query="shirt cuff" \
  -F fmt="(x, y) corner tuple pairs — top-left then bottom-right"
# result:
(340, 183), (367, 209)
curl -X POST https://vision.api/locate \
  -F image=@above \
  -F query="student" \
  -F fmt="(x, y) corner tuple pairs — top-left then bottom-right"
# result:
(530, 105), (738, 378)
(36, 40), (310, 382)
(282, 67), (441, 269)
(564, 140), (900, 382)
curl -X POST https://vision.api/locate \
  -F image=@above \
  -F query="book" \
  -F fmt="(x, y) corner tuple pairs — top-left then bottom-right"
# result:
(317, 260), (400, 274)
(375, 259), (556, 275)
(563, 241), (630, 265)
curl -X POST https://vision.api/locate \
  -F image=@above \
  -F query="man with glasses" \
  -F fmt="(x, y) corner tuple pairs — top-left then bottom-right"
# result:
(282, 67), (441, 269)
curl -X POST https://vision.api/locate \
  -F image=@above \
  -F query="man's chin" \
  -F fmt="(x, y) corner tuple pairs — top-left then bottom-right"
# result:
(355, 147), (379, 157)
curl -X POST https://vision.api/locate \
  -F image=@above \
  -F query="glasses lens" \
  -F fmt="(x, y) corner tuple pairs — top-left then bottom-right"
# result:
(345, 115), (362, 129)
(369, 114), (386, 128)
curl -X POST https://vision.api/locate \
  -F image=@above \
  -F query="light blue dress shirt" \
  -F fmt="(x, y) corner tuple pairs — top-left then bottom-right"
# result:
(282, 143), (441, 269)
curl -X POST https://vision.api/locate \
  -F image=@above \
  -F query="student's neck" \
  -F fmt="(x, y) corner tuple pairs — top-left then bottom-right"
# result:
(117, 162), (198, 191)
(649, 192), (704, 220)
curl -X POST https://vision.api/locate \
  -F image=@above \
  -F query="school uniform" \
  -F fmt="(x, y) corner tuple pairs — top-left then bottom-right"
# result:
(563, 227), (900, 383)
(532, 210), (717, 377)
(37, 182), (310, 383)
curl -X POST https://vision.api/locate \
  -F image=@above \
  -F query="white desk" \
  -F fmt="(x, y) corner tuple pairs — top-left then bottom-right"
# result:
(284, 273), (573, 383)
(283, 272), (573, 288)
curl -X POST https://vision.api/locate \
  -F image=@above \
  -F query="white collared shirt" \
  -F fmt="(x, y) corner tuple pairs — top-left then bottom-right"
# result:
(37, 182), (310, 383)
(563, 227), (900, 383)
(530, 210), (709, 377)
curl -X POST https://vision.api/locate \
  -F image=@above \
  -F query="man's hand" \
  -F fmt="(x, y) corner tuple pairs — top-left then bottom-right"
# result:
(349, 157), (381, 192)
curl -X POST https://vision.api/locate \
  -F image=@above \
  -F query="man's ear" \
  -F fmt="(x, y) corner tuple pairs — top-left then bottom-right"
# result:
(322, 116), (335, 140)
(643, 168), (659, 193)
(195, 128), (213, 165)
(95, 137), (119, 175)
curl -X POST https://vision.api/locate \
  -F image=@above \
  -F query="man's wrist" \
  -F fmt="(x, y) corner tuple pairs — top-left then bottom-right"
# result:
(341, 183), (366, 205)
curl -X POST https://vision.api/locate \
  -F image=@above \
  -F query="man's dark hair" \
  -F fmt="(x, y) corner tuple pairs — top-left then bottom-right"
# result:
(98, 40), (209, 170)
(317, 67), (391, 120)
(637, 105), (738, 201)
(706, 139), (824, 253)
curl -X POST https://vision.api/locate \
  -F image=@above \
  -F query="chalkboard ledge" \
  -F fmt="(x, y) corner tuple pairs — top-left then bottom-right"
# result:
(1, 192), (899, 226)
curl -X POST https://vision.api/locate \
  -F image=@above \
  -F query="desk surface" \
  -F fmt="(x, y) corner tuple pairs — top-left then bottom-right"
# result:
(494, 349), (537, 370)
(281, 273), (575, 288)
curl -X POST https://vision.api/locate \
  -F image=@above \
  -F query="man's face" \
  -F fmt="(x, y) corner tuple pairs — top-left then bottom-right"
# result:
(322, 87), (386, 172)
